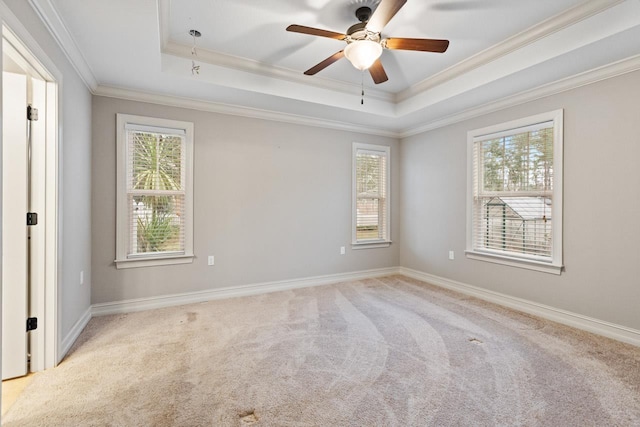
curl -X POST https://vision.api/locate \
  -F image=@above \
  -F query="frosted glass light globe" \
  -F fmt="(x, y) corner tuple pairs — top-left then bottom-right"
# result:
(344, 40), (383, 71)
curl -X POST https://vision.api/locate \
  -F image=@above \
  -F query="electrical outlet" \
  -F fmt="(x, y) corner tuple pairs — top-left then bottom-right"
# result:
(208, 255), (215, 266)
(80, 270), (84, 285)
(340, 246), (346, 255)
(449, 251), (455, 260)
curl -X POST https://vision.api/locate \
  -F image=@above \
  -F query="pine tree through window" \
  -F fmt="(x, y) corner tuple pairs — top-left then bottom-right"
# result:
(467, 110), (563, 274)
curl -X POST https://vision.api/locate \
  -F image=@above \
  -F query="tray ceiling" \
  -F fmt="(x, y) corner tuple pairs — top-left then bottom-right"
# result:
(33, 0), (640, 135)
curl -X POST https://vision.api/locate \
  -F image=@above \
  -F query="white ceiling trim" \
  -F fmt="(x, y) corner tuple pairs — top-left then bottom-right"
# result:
(156, 0), (626, 108)
(397, 0), (625, 102)
(397, 1), (640, 117)
(154, 0), (635, 119)
(159, 0), (638, 123)
(25, 0), (640, 138)
(29, 0), (98, 91)
(93, 84), (401, 138)
(0, 0), (62, 81)
(162, 41), (395, 104)
(161, 53), (397, 116)
(400, 53), (640, 138)
(94, 53), (640, 140)
(156, 0), (392, 104)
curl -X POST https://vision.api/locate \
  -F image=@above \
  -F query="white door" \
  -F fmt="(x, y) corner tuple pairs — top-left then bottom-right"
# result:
(2, 71), (29, 380)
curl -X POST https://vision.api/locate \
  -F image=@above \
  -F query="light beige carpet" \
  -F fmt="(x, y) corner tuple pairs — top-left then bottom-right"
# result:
(4, 275), (640, 426)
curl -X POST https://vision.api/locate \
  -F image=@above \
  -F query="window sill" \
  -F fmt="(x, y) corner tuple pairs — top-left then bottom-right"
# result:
(465, 250), (562, 275)
(352, 241), (392, 250)
(115, 254), (194, 269)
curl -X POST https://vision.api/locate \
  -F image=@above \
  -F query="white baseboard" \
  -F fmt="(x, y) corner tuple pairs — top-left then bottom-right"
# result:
(59, 306), (92, 363)
(92, 267), (401, 317)
(70, 266), (638, 355)
(400, 267), (640, 347)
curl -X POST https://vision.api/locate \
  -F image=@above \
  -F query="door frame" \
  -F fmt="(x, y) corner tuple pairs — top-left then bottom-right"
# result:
(1, 3), (62, 373)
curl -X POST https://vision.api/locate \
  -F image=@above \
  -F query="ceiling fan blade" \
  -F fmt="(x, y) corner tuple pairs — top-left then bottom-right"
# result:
(384, 38), (450, 53)
(304, 51), (345, 75)
(286, 25), (346, 40)
(369, 59), (389, 84)
(366, 0), (407, 33)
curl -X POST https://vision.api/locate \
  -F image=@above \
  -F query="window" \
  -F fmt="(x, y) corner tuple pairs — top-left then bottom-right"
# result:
(352, 143), (391, 248)
(115, 114), (194, 268)
(466, 110), (563, 274)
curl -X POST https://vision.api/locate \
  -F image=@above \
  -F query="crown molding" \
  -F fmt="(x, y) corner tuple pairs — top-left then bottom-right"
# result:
(156, 0), (169, 50)
(93, 85), (401, 138)
(161, 43), (394, 104)
(0, 0), (62, 81)
(400, 53), (640, 138)
(157, 0), (392, 104)
(397, 0), (626, 103)
(29, 0), (98, 91)
(94, 52), (640, 141)
(25, 0), (639, 139)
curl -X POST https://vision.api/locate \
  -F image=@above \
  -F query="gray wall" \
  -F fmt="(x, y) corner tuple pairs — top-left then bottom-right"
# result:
(91, 96), (400, 304)
(3, 0), (92, 345)
(400, 69), (640, 331)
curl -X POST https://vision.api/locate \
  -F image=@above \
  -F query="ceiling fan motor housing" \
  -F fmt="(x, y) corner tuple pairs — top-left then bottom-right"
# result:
(347, 23), (381, 43)
(348, 6), (381, 42)
(355, 6), (372, 22)
(347, 22), (367, 37)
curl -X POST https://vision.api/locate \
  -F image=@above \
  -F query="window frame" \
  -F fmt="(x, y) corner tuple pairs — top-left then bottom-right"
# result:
(466, 110), (563, 274)
(115, 114), (194, 269)
(352, 142), (391, 249)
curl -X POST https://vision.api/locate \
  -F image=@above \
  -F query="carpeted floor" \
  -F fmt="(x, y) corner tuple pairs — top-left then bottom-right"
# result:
(4, 275), (640, 426)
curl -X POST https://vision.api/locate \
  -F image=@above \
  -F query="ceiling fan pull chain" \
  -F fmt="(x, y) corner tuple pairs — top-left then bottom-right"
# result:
(361, 71), (365, 105)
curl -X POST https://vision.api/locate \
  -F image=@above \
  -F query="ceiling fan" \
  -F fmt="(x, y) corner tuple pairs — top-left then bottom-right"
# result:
(286, 0), (449, 84)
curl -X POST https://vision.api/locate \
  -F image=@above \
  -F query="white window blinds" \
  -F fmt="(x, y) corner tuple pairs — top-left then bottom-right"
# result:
(126, 126), (186, 257)
(353, 143), (390, 245)
(472, 120), (555, 260)
(116, 114), (194, 268)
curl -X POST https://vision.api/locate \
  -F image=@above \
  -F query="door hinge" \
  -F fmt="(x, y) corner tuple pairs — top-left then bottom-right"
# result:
(27, 212), (38, 225)
(27, 105), (39, 121)
(27, 317), (38, 331)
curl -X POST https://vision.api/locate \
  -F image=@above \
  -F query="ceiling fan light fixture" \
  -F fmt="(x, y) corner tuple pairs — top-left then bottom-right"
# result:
(344, 40), (383, 71)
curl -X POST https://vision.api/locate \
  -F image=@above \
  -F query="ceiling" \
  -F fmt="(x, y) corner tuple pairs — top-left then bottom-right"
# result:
(32, 0), (640, 136)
